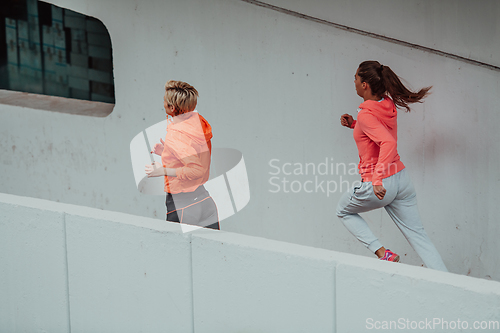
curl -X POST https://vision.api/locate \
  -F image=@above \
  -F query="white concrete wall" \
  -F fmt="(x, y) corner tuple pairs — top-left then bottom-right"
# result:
(1, 193), (500, 332)
(1, 0), (499, 281)
(257, 0), (500, 68)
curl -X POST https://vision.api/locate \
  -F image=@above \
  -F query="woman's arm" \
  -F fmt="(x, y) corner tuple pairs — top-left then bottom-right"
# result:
(146, 138), (175, 177)
(145, 130), (209, 179)
(144, 149), (207, 179)
(151, 138), (165, 156)
(357, 112), (398, 185)
(145, 162), (177, 178)
(163, 131), (209, 181)
(340, 114), (356, 128)
(357, 112), (398, 200)
(372, 185), (386, 200)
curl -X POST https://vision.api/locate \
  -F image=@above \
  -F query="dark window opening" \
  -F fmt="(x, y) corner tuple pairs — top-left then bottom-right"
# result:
(1, 0), (115, 109)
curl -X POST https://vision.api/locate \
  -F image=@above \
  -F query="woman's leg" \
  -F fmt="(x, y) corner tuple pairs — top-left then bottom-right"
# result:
(199, 197), (219, 229)
(336, 178), (397, 253)
(167, 185), (219, 229)
(166, 193), (180, 222)
(384, 170), (448, 271)
(179, 197), (219, 229)
(202, 197), (220, 230)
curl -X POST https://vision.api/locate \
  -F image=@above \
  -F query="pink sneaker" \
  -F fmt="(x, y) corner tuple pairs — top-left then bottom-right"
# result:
(380, 249), (400, 262)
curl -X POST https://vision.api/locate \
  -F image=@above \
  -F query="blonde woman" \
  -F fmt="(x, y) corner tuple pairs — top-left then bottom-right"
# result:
(145, 80), (219, 229)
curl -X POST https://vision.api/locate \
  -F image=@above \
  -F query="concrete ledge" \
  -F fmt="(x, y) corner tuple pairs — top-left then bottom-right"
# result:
(336, 260), (500, 332)
(1, 192), (500, 332)
(0, 89), (114, 117)
(65, 213), (194, 332)
(0, 201), (70, 332)
(191, 231), (337, 332)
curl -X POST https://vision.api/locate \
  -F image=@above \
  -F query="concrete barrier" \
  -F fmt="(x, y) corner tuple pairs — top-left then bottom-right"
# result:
(1, 192), (499, 332)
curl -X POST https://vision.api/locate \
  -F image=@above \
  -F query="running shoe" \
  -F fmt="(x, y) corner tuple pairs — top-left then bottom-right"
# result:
(380, 249), (400, 262)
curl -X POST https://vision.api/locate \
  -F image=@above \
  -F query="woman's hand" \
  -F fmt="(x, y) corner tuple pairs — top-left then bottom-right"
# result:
(373, 185), (386, 200)
(145, 162), (165, 178)
(340, 114), (354, 128)
(151, 138), (165, 156)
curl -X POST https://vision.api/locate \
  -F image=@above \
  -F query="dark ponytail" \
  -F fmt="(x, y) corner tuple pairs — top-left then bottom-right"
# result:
(357, 60), (431, 112)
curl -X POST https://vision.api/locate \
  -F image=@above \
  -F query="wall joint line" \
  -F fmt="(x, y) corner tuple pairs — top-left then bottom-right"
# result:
(239, 0), (500, 72)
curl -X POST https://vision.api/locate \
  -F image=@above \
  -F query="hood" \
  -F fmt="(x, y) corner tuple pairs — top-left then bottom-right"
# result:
(168, 111), (213, 144)
(358, 96), (397, 129)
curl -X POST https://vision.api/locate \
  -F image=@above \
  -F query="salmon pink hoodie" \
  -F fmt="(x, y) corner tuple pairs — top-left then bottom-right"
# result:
(350, 96), (405, 185)
(161, 111), (213, 194)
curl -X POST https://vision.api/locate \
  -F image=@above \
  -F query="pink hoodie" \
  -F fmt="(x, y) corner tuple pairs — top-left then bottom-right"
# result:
(350, 96), (405, 185)
(161, 111), (213, 194)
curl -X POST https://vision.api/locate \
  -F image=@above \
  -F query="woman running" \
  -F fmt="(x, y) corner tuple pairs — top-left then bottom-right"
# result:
(145, 80), (219, 230)
(337, 61), (447, 271)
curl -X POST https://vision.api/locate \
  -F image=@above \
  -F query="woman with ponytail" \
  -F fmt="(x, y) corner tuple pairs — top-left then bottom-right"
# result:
(336, 61), (447, 271)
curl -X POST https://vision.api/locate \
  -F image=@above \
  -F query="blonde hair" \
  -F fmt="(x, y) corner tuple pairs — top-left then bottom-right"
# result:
(164, 80), (199, 116)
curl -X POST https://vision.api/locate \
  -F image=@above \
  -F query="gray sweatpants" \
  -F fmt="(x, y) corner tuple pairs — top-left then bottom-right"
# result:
(336, 168), (448, 271)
